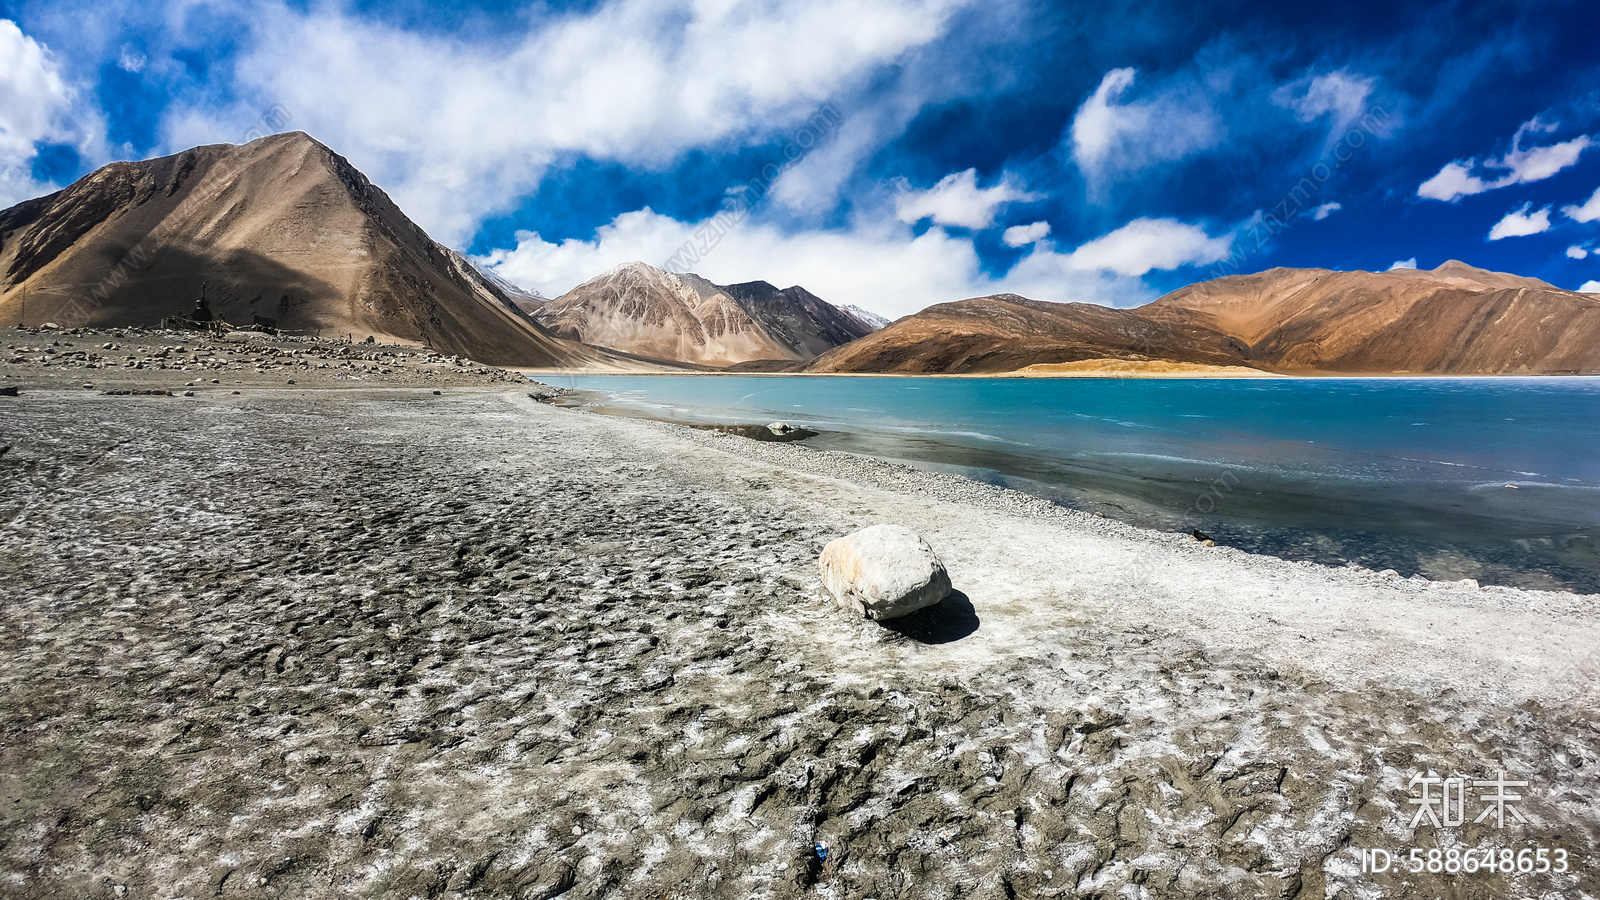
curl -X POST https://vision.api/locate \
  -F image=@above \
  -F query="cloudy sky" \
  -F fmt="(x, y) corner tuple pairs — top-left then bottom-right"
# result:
(2, 0), (1598, 313)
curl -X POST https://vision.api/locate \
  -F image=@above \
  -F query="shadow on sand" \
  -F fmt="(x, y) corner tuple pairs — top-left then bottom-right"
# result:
(878, 590), (979, 644)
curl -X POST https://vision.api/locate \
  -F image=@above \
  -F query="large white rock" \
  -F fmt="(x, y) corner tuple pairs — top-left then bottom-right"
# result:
(818, 525), (952, 620)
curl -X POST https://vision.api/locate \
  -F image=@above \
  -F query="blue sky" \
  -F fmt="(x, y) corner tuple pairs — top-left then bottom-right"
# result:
(1, 0), (1598, 314)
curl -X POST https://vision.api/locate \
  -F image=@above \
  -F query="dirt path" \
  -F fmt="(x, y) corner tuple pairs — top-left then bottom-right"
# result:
(1, 387), (1595, 899)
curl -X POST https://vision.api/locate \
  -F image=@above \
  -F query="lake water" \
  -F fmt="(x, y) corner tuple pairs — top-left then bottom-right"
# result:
(538, 374), (1600, 593)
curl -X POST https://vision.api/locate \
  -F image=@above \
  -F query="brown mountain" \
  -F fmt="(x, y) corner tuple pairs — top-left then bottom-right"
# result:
(805, 293), (1251, 374)
(0, 132), (610, 368)
(1141, 260), (1600, 374)
(808, 261), (1600, 376)
(537, 262), (872, 366)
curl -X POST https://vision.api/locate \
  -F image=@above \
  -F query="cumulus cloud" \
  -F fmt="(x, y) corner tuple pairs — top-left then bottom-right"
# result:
(893, 169), (1040, 229)
(1310, 202), (1341, 221)
(1564, 185), (1600, 223)
(1487, 203), (1552, 240)
(1568, 246), (1589, 259)
(0, 19), (101, 206)
(1001, 220), (1051, 247)
(1417, 162), (1493, 202)
(1417, 117), (1593, 202)
(1069, 67), (1222, 189)
(1388, 258), (1417, 270)
(1581, 281), (1600, 294)
(168, 0), (978, 244)
(477, 208), (1229, 315)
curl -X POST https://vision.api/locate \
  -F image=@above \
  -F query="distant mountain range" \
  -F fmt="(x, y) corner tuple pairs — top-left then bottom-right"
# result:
(808, 262), (1600, 376)
(4, 132), (1595, 377)
(531, 263), (875, 366)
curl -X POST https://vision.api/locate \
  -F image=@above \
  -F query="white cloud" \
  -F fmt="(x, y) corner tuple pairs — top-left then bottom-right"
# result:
(1580, 281), (1600, 294)
(1056, 217), (1233, 277)
(1417, 162), (1492, 202)
(116, 45), (146, 73)
(1274, 69), (1375, 139)
(1388, 258), (1417, 270)
(1417, 117), (1593, 202)
(1487, 203), (1552, 240)
(0, 19), (101, 206)
(1568, 245), (1589, 259)
(1564, 185), (1600, 223)
(1310, 202), (1342, 221)
(477, 208), (1229, 316)
(169, 0), (978, 245)
(1069, 67), (1222, 189)
(893, 169), (1040, 229)
(1002, 220), (1051, 247)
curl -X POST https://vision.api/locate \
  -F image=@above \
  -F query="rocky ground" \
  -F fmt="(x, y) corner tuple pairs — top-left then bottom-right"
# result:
(0, 370), (1597, 899)
(0, 326), (527, 392)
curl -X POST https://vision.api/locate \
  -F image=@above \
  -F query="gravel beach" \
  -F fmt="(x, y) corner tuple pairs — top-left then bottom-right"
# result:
(2, 350), (1597, 898)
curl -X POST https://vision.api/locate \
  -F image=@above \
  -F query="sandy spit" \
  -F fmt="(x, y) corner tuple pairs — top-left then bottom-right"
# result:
(0, 384), (1595, 899)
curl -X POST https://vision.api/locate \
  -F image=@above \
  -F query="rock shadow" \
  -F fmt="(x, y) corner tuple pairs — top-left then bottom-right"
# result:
(878, 590), (979, 644)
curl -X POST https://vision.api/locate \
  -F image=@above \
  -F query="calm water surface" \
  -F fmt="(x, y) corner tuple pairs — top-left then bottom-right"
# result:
(538, 374), (1600, 592)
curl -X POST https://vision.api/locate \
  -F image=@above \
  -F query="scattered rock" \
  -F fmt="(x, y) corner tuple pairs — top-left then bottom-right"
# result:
(0, 385), (18, 396)
(819, 524), (952, 620)
(1190, 529), (1213, 542)
(527, 383), (572, 403)
(768, 421), (796, 435)
(183, 391), (195, 397)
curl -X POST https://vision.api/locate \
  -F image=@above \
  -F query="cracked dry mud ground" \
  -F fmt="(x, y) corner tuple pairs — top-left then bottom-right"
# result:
(1, 388), (1597, 900)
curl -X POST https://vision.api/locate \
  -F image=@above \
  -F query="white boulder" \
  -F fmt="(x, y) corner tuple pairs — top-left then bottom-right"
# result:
(819, 524), (951, 620)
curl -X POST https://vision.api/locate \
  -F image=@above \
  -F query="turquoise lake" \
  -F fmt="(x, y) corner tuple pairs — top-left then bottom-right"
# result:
(537, 374), (1600, 593)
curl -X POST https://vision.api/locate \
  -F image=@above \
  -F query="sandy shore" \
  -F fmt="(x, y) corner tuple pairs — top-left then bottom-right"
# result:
(1, 374), (1597, 899)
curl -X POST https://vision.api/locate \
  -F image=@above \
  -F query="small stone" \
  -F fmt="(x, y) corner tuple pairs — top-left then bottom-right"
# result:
(768, 422), (796, 435)
(183, 390), (195, 397)
(819, 524), (952, 620)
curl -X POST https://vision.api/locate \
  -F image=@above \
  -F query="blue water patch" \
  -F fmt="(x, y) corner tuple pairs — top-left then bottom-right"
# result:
(539, 374), (1600, 592)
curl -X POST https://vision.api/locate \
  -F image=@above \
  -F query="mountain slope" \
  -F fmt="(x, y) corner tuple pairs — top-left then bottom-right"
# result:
(805, 294), (1252, 374)
(537, 262), (872, 366)
(716, 280), (875, 357)
(0, 132), (610, 367)
(1140, 261), (1600, 374)
(808, 261), (1600, 376)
